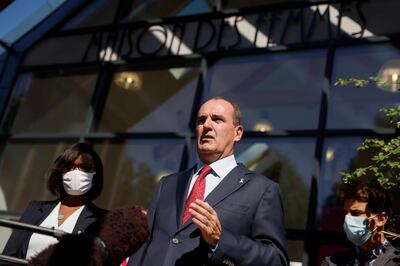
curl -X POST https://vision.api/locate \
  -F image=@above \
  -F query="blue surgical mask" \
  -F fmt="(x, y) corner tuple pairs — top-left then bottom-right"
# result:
(343, 214), (375, 246)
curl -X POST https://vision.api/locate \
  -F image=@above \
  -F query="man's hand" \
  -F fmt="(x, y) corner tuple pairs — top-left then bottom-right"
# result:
(189, 199), (222, 246)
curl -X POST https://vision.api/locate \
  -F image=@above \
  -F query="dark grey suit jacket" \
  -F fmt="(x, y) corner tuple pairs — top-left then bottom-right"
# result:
(129, 164), (288, 266)
(2, 199), (107, 259)
(321, 242), (400, 266)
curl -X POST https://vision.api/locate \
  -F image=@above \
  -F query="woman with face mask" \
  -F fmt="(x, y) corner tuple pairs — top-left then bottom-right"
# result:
(2, 142), (108, 260)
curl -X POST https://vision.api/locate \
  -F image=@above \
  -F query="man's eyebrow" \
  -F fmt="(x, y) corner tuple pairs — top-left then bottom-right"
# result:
(210, 114), (225, 119)
(196, 115), (206, 122)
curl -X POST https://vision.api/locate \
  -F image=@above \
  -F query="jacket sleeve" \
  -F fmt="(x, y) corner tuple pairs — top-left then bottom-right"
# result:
(127, 178), (163, 266)
(2, 201), (40, 258)
(210, 182), (289, 266)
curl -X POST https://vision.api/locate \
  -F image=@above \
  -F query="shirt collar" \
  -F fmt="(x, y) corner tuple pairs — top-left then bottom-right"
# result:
(372, 238), (389, 257)
(197, 155), (237, 178)
(356, 238), (389, 261)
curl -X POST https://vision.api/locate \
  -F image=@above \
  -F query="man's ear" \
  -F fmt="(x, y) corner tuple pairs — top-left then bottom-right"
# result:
(234, 125), (243, 142)
(376, 212), (388, 228)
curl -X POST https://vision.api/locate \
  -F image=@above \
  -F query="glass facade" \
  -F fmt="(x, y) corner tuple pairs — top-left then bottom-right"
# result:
(93, 139), (185, 209)
(1, 1), (400, 265)
(5, 72), (98, 134)
(207, 50), (326, 132)
(235, 139), (315, 231)
(98, 67), (200, 133)
(328, 44), (400, 130)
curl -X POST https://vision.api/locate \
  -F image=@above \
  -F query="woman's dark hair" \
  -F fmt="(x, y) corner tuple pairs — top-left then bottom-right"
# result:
(47, 142), (104, 200)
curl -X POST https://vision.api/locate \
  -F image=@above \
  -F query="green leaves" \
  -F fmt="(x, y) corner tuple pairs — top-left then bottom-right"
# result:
(380, 107), (400, 126)
(334, 76), (400, 90)
(335, 77), (400, 189)
(344, 136), (400, 189)
(334, 77), (370, 87)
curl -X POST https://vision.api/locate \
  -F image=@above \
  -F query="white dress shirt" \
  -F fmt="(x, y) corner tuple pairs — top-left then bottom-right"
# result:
(25, 202), (85, 260)
(187, 155), (238, 199)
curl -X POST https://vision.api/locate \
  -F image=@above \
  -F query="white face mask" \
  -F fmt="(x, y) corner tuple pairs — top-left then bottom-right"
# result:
(62, 169), (95, 196)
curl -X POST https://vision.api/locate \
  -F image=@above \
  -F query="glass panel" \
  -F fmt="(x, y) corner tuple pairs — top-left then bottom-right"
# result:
(318, 137), (365, 232)
(62, 0), (118, 29)
(0, 0), (66, 44)
(0, 90), (8, 120)
(93, 139), (184, 209)
(288, 240), (304, 265)
(6, 72), (98, 134)
(225, 0), (289, 9)
(98, 67), (200, 133)
(0, 142), (75, 213)
(121, 0), (213, 22)
(328, 43), (400, 130)
(189, 138), (315, 230)
(207, 50), (326, 132)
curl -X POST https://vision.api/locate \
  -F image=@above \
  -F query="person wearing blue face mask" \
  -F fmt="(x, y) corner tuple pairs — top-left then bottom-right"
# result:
(322, 181), (400, 266)
(2, 142), (108, 261)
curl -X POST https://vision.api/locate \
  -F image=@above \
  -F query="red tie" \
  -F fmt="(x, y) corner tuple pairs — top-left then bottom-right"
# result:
(182, 165), (212, 224)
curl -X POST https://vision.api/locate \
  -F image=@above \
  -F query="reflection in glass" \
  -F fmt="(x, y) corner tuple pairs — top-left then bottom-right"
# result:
(190, 138), (315, 230)
(121, 0), (212, 22)
(113, 71), (143, 91)
(237, 139), (315, 230)
(288, 240), (304, 264)
(98, 67), (200, 133)
(207, 50), (326, 131)
(377, 59), (400, 92)
(225, 0), (289, 9)
(328, 44), (400, 129)
(0, 142), (74, 213)
(318, 137), (365, 232)
(94, 139), (184, 209)
(6, 73), (97, 134)
(62, 1), (118, 30)
(253, 120), (273, 132)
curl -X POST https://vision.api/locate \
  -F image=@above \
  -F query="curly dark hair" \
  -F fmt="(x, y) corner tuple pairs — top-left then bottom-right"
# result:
(47, 142), (104, 200)
(342, 180), (392, 217)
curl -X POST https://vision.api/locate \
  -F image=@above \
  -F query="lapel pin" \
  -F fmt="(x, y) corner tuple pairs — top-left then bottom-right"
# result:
(239, 178), (244, 184)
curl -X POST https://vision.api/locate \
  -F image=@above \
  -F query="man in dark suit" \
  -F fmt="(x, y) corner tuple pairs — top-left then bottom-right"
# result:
(322, 181), (400, 265)
(129, 97), (288, 266)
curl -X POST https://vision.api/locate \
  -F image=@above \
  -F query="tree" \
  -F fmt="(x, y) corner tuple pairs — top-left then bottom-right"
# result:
(335, 77), (400, 190)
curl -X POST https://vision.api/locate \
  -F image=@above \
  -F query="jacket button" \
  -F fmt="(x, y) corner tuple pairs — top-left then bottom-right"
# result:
(171, 238), (179, 244)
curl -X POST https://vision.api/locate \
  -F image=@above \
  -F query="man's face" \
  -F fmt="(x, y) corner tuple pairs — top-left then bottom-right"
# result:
(344, 199), (369, 218)
(196, 99), (243, 164)
(344, 199), (381, 231)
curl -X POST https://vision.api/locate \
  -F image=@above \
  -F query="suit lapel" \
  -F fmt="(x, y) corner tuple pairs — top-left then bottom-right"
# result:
(35, 200), (59, 224)
(205, 164), (251, 207)
(21, 200), (58, 257)
(374, 242), (398, 265)
(73, 202), (100, 233)
(176, 167), (196, 228)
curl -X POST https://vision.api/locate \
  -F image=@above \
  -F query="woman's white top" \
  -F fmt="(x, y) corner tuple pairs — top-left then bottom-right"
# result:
(25, 202), (85, 260)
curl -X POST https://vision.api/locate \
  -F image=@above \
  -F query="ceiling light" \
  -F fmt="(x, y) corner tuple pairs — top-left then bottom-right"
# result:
(377, 59), (400, 92)
(114, 71), (143, 91)
(253, 120), (273, 132)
